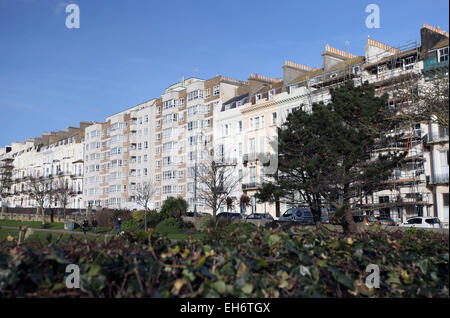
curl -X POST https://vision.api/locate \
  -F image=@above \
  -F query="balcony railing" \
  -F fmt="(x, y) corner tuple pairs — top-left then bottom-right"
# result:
(428, 173), (449, 185)
(427, 131), (449, 144)
(242, 182), (259, 190)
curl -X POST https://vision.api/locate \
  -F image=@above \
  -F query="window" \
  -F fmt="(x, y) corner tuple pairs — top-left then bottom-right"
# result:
(407, 218), (422, 225)
(438, 47), (449, 63)
(249, 138), (255, 157)
(268, 89), (275, 100)
(249, 166), (256, 183)
(403, 56), (416, 70)
(255, 94), (262, 102)
(163, 99), (176, 110)
(213, 85), (220, 96)
(205, 88), (211, 98)
(238, 120), (243, 133)
(187, 90), (203, 101)
(272, 112), (277, 125)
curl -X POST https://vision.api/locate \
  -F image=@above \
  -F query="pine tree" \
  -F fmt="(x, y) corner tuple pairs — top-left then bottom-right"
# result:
(257, 81), (405, 234)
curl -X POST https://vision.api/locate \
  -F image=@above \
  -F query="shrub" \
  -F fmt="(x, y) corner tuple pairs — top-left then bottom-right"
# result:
(146, 210), (163, 227)
(132, 210), (146, 222)
(160, 197), (188, 220)
(226, 222), (257, 235)
(0, 227), (448, 298)
(197, 215), (215, 233)
(121, 219), (142, 232)
(95, 209), (133, 228)
(154, 218), (181, 236)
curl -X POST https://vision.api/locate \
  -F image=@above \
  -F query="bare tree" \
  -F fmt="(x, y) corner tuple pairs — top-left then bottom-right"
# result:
(133, 181), (157, 210)
(132, 181), (157, 232)
(196, 156), (241, 219)
(391, 68), (449, 129)
(53, 176), (75, 219)
(26, 176), (53, 224)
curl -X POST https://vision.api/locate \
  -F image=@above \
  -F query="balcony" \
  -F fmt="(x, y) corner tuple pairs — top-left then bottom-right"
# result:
(242, 182), (260, 190)
(428, 173), (449, 185)
(427, 131), (449, 144)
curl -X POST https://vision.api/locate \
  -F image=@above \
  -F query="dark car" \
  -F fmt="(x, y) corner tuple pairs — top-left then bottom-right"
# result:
(377, 217), (397, 226)
(278, 207), (315, 224)
(353, 215), (377, 225)
(245, 213), (274, 221)
(216, 212), (243, 220)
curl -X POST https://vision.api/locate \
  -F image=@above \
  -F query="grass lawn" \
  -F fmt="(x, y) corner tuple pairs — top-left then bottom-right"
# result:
(0, 226), (113, 243)
(0, 219), (64, 230)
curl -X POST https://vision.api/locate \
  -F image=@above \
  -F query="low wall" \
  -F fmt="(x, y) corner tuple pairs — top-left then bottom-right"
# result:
(0, 212), (85, 224)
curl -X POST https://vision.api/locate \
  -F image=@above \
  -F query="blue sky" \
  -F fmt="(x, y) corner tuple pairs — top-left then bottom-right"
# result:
(0, 0), (448, 147)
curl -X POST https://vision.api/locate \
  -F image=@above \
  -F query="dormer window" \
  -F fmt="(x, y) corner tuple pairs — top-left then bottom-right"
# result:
(268, 89), (275, 100)
(352, 66), (359, 74)
(438, 47), (449, 63)
(255, 94), (262, 102)
(330, 72), (338, 78)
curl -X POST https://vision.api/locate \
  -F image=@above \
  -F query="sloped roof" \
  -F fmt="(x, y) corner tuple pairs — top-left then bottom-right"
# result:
(431, 38), (449, 50)
(290, 56), (364, 84)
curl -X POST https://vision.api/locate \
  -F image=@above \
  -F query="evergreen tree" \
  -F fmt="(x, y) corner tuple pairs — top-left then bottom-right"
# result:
(257, 81), (405, 234)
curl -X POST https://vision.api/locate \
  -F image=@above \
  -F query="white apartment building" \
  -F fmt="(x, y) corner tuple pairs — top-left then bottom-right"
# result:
(0, 123), (90, 210)
(216, 24), (448, 224)
(83, 99), (157, 210)
(155, 76), (248, 212)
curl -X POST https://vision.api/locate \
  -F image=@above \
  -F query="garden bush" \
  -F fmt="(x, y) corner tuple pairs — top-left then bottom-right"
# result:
(95, 209), (133, 228)
(160, 197), (188, 220)
(121, 219), (143, 232)
(226, 222), (257, 235)
(132, 210), (146, 222)
(0, 226), (448, 298)
(197, 215), (215, 233)
(154, 218), (181, 236)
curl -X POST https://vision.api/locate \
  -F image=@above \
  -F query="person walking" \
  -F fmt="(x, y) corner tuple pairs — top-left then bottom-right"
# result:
(115, 217), (122, 236)
(82, 219), (88, 235)
(92, 218), (98, 234)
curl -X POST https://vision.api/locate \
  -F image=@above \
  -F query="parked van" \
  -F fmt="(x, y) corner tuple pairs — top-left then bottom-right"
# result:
(278, 207), (315, 224)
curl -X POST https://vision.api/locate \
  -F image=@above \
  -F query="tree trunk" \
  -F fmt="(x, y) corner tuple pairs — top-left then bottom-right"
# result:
(342, 206), (359, 234)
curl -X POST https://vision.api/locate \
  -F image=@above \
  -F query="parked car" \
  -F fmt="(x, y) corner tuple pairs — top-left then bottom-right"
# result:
(245, 213), (274, 221)
(353, 215), (378, 226)
(377, 217), (397, 226)
(399, 217), (443, 229)
(216, 212), (243, 220)
(278, 207), (315, 224)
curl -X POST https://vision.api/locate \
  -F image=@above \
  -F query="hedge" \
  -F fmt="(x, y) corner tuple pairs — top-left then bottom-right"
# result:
(0, 226), (448, 297)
